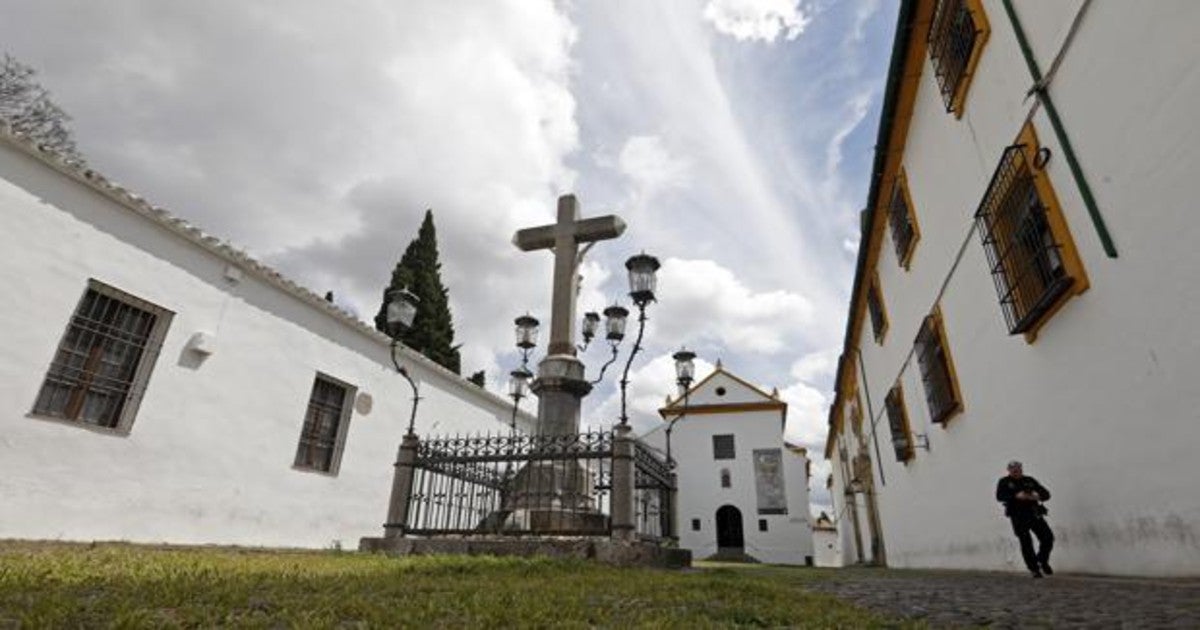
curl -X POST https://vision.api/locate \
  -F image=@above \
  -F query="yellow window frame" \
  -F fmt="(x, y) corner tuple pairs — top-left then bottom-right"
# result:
(889, 168), (921, 270)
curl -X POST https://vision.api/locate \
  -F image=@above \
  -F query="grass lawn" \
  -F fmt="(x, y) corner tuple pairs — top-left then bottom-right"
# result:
(0, 541), (914, 628)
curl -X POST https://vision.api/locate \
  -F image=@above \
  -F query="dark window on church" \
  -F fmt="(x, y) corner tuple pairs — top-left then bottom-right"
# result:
(31, 280), (172, 432)
(720, 468), (731, 488)
(294, 375), (354, 474)
(691, 519), (701, 531)
(758, 519), (768, 532)
(713, 434), (735, 460)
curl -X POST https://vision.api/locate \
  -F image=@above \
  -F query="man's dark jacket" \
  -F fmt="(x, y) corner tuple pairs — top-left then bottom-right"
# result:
(995, 475), (1050, 519)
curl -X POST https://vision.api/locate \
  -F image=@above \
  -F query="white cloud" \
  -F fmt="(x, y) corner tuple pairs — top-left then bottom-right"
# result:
(587, 352), (718, 434)
(703, 0), (813, 43)
(617, 135), (690, 197)
(652, 258), (814, 354)
(789, 348), (840, 385)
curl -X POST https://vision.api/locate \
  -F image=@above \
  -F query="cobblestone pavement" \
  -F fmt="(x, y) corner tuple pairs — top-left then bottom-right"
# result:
(803, 568), (1200, 629)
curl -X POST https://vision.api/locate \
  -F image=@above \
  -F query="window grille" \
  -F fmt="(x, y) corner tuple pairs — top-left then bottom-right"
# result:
(712, 434), (735, 460)
(720, 468), (731, 488)
(31, 282), (171, 430)
(928, 0), (988, 114)
(915, 312), (961, 424)
(691, 518), (701, 531)
(295, 376), (352, 473)
(888, 174), (918, 267)
(867, 274), (888, 343)
(976, 141), (1077, 335)
(885, 385), (915, 462)
(758, 519), (768, 532)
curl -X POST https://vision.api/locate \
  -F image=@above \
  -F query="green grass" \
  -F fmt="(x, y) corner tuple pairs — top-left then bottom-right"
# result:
(0, 542), (914, 628)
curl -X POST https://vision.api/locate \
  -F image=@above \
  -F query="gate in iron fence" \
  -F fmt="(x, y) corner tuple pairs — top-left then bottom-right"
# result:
(396, 428), (675, 541)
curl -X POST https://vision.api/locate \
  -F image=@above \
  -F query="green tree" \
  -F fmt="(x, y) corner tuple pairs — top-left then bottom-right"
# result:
(375, 210), (461, 374)
(467, 370), (486, 388)
(0, 54), (84, 162)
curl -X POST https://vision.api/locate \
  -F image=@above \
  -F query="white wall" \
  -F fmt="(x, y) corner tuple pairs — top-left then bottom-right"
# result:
(813, 528), (841, 568)
(856, 0), (1200, 576)
(0, 136), (533, 549)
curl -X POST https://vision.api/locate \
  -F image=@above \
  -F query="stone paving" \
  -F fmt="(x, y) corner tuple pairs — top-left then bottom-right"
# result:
(803, 568), (1200, 629)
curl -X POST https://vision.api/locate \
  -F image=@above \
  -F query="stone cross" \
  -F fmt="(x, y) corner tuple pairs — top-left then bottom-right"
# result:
(513, 195), (626, 356)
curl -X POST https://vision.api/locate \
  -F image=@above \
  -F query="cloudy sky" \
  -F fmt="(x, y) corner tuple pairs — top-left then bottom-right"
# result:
(0, 0), (895, 515)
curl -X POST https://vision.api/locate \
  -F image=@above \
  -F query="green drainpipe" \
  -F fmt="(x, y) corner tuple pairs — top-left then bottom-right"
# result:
(1000, 0), (1118, 258)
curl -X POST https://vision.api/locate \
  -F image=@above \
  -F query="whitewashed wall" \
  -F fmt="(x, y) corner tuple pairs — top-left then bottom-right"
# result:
(813, 528), (841, 568)
(0, 136), (534, 549)
(647, 372), (814, 565)
(857, 0), (1200, 576)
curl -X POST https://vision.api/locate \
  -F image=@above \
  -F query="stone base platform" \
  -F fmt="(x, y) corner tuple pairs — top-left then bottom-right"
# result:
(359, 536), (691, 569)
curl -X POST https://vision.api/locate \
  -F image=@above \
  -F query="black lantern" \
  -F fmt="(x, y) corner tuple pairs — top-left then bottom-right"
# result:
(581, 311), (601, 345)
(386, 288), (420, 332)
(508, 367), (532, 399)
(625, 253), (661, 306)
(514, 314), (539, 351)
(673, 347), (696, 389)
(603, 304), (629, 341)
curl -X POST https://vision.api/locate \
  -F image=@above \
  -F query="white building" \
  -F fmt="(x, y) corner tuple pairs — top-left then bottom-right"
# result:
(811, 511), (841, 568)
(642, 365), (814, 565)
(826, 0), (1200, 577)
(0, 122), (533, 549)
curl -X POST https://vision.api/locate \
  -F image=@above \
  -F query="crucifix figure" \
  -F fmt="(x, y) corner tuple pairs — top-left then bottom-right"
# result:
(513, 194), (625, 434)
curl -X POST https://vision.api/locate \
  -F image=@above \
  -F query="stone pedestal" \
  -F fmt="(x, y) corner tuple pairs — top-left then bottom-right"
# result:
(383, 433), (420, 538)
(530, 354), (591, 436)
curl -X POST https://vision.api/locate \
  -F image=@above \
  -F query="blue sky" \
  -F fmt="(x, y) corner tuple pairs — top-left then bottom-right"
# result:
(0, 0), (896, 513)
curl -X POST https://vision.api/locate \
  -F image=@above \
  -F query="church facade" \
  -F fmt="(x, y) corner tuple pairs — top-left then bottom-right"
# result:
(0, 122), (532, 549)
(826, 0), (1200, 576)
(643, 366), (814, 565)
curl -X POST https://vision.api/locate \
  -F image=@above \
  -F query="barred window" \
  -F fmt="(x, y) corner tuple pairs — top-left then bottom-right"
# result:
(888, 171), (919, 268)
(294, 375), (354, 474)
(867, 272), (889, 343)
(712, 434), (735, 460)
(885, 385), (915, 463)
(915, 311), (962, 424)
(976, 123), (1088, 336)
(31, 281), (172, 431)
(720, 468), (731, 488)
(928, 0), (990, 116)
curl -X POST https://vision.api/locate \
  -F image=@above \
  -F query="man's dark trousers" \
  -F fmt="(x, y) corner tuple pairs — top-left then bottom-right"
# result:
(1011, 514), (1053, 573)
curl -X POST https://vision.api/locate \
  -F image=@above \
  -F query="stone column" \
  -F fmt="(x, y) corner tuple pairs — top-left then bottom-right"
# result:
(610, 424), (635, 541)
(384, 433), (420, 538)
(667, 471), (679, 542)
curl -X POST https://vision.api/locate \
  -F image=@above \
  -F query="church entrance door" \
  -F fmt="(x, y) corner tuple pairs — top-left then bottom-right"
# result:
(715, 504), (744, 552)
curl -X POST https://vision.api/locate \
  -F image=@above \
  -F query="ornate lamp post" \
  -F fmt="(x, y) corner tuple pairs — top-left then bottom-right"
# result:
(508, 366), (532, 431)
(618, 253), (661, 427)
(665, 347), (696, 468)
(385, 287), (422, 435)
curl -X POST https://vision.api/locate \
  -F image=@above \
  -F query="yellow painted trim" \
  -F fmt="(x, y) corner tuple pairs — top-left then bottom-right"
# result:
(926, 305), (964, 424)
(830, 0), (934, 460)
(950, 0), (990, 118)
(1015, 121), (1091, 343)
(894, 168), (922, 270)
(868, 270), (890, 345)
(886, 383), (916, 463)
(659, 401), (787, 418)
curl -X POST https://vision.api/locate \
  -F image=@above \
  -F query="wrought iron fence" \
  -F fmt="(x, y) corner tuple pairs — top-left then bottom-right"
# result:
(406, 430), (613, 537)
(633, 440), (674, 541)
(401, 429), (675, 541)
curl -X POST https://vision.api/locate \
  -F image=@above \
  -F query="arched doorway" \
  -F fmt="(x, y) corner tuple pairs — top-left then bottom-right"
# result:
(715, 504), (744, 552)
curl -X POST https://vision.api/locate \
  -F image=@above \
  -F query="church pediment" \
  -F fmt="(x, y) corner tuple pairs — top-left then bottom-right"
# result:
(658, 366), (784, 418)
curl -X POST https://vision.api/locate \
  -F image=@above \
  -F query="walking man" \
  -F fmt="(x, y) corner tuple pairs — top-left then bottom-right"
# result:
(995, 460), (1054, 578)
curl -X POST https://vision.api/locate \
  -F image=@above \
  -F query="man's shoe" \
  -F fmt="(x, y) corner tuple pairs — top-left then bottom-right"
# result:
(1040, 563), (1053, 576)
(1031, 571), (1044, 579)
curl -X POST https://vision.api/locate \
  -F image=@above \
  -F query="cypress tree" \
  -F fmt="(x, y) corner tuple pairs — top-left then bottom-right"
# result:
(375, 210), (462, 374)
